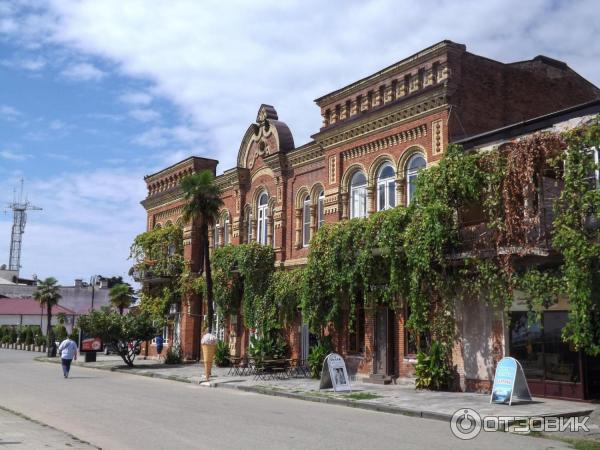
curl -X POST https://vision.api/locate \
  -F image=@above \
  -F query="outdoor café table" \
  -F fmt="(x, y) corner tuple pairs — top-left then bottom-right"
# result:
(227, 356), (242, 376)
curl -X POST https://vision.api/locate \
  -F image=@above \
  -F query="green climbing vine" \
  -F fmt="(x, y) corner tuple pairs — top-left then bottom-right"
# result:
(212, 243), (275, 330)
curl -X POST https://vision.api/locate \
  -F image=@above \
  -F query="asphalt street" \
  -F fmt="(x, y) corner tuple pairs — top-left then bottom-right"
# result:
(0, 350), (571, 450)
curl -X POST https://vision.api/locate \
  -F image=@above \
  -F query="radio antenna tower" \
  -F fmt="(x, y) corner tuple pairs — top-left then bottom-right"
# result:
(7, 178), (41, 273)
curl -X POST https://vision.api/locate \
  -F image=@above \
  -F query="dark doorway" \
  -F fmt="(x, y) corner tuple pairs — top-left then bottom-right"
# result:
(374, 307), (392, 376)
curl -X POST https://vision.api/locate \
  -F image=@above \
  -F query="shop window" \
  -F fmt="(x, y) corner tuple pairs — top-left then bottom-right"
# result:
(348, 307), (365, 354)
(509, 311), (580, 383)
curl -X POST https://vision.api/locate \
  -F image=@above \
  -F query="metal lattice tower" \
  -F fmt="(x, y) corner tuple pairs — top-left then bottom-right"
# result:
(7, 179), (41, 272)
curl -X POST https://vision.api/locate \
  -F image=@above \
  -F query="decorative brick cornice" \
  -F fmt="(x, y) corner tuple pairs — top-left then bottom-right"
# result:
(287, 143), (324, 169)
(141, 187), (184, 210)
(315, 92), (446, 150)
(341, 124), (427, 162)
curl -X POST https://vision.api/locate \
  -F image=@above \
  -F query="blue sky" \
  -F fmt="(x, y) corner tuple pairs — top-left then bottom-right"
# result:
(1, 0), (599, 285)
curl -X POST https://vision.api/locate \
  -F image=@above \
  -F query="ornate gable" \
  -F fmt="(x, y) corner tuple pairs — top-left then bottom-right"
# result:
(237, 104), (295, 170)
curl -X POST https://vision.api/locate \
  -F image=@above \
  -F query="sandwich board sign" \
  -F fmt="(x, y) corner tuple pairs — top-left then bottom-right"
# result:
(490, 357), (532, 405)
(319, 353), (352, 392)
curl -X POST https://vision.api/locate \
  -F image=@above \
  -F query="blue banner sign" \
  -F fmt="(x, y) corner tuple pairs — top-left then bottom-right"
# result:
(490, 357), (532, 405)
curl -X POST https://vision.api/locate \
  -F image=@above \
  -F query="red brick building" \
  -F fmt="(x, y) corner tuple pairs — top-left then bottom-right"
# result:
(139, 41), (600, 394)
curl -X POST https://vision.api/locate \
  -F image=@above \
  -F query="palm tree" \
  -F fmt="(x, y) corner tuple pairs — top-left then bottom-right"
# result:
(109, 283), (134, 315)
(181, 170), (223, 334)
(33, 277), (61, 356)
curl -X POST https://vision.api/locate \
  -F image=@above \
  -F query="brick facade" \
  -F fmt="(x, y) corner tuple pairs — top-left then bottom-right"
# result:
(139, 41), (599, 388)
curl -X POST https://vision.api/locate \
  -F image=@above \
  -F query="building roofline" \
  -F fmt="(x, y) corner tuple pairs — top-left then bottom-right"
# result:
(313, 40), (465, 106)
(144, 156), (219, 181)
(453, 99), (600, 148)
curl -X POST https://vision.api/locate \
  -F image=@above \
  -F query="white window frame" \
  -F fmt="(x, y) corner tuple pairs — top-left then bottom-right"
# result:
(302, 195), (311, 247)
(317, 190), (325, 229)
(350, 172), (367, 219)
(214, 224), (220, 247)
(406, 154), (426, 206)
(257, 193), (269, 245)
(376, 163), (396, 211)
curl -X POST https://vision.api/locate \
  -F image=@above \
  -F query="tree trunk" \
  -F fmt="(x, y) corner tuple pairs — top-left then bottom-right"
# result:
(119, 306), (124, 315)
(203, 222), (214, 334)
(46, 304), (52, 357)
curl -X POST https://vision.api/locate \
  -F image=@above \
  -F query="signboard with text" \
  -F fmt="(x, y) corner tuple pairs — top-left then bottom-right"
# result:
(81, 337), (103, 352)
(490, 357), (532, 405)
(319, 353), (352, 392)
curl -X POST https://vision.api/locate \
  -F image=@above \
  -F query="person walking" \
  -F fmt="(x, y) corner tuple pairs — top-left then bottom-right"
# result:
(58, 336), (78, 378)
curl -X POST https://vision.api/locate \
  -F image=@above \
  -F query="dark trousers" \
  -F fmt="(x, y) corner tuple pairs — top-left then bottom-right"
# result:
(61, 358), (72, 377)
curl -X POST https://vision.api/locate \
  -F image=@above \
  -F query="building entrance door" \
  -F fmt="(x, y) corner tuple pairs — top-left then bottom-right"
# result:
(374, 307), (391, 376)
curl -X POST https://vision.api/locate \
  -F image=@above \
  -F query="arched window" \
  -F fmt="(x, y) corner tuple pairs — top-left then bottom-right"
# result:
(223, 214), (230, 245)
(257, 192), (269, 245)
(302, 195), (311, 247)
(376, 163), (396, 211)
(405, 153), (426, 205)
(350, 171), (367, 219)
(317, 190), (325, 229)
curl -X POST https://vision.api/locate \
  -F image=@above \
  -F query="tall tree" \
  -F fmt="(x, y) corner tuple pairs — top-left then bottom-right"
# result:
(33, 277), (62, 356)
(109, 283), (135, 315)
(181, 170), (223, 333)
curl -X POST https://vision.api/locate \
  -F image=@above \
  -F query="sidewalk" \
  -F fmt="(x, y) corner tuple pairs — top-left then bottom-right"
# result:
(36, 354), (600, 442)
(0, 405), (97, 449)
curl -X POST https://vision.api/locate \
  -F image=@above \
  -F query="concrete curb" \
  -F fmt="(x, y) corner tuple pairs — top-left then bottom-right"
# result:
(34, 357), (593, 424)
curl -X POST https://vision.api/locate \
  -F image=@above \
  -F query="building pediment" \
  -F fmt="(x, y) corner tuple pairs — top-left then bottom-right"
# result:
(237, 105), (295, 170)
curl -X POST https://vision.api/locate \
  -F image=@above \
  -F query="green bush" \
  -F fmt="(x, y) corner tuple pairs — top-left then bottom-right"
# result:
(53, 324), (68, 342)
(1, 335), (11, 344)
(69, 327), (79, 341)
(24, 328), (33, 346)
(9, 327), (17, 343)
(214, 340), (230, 367)
(307, 343), (330, 379)
(248, 333), (288, 360)
(164, 345), (181, 365)
(35, 335), (46, 346)
(414, 341), (453, 390)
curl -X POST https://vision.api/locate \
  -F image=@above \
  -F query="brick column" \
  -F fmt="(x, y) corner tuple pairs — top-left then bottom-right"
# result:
(180, 223), (203, 361)
(367, 186), (375, 215)
(294, 208), (302, 249)
(340, 192), (349, 220)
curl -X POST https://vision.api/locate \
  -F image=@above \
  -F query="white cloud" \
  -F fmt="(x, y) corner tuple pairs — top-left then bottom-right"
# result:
(49, 119), (65, 130)
(119, 91), (152, 106)
(0, 168), (148, 284)
(61, 62), (105, 81)
(0, 105), (21, 121)
(0, 149), (30, 161)
(128, 108), (160, 122)
(0, 56), (46, 71)
(132, 125), (205, 148)
(2, 0), (592, 172)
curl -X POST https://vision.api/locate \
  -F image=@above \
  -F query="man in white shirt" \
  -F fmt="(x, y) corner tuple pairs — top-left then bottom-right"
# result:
(58, 337), (78, 378)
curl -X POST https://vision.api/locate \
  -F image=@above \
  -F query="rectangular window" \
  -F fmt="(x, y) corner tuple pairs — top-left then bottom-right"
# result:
(348, 307), (365, 353)
(388, 181), (396, 208)
(378, 183), (385, 211)
(404, 305), (429, 356)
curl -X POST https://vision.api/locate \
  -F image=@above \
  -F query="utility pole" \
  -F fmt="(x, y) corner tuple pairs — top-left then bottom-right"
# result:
(7, 179), (41, 275)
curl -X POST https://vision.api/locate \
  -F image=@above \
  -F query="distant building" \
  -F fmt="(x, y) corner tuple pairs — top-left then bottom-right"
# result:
(0, 298), (77, 334)
(0, 278), (111, 316)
